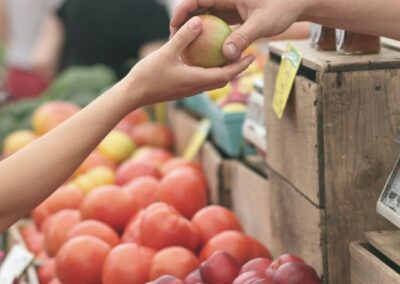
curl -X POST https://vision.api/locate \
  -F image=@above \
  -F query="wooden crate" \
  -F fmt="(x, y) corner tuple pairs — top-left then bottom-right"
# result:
(167, 105), (226, 205)
(226, 161), (325, 278)
(265, 40), (400, 283)
(350, 241), (400, 283)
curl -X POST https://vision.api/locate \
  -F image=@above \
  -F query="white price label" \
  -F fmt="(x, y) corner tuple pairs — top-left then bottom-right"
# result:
(0, 245), (34, 284)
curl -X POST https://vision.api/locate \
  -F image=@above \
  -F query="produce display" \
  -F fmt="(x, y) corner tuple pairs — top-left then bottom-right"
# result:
(2, 100), (321, 284)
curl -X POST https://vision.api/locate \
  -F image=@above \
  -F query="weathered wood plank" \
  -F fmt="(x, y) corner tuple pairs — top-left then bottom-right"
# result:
(269, 40), (400, 72)
(350, 242), (400, 284)
(264, 61), (321, 206)
(321, 69), (400, 284)
(365, 231), (400, 267)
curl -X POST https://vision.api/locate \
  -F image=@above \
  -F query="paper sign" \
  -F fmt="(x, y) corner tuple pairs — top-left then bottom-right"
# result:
(272, 43), (303, 118)
(183, 118), (211, 161)
(0, 245), (34, 284)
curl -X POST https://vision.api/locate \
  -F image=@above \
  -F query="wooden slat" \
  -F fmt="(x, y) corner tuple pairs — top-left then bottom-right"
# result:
(269, 40), (400, 72)
(264, 62), (321, 206)
(266, 167), (325, 278)
(350, 242), (400, 284)
(321, 69), (400, 284)
(365, 231), (400, 266)
(228, 161), (272, 250)
(199, 142), (223, 204)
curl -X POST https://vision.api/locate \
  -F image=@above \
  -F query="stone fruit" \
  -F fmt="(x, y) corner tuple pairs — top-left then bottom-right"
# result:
(72, 166), (116, 194)
(151, 275), (184, 284)
(160, 157), (203, 177)
(158, 167), (207, 219)
(98, 130), (135, 164)
(44, 209), (81, 256)
(200, 251), (239, 284)
(32, 101), (80, 134)
(272, 262), (320, 284)
(20, 223), (44, 256)
(182, 15), (232, 68)
(121, 209), (145, 244)
(200, 231), (271, 265)
(150, 246), (200, 280)
(38, 258), (56, 284)
(124, 176), (159, 210)
(130, 123), (174, 150)
(3, 130), (37, 156)
(116, 160), (161, 185)
(80, 185), (136, 232)
(233, 271), (269, 284)
(67, 220), (120, 247)
(265, 254), (304, 279)
(240, 258), (273, 274)
(73, 151), (116, 177)
(102, 243), (156, 284)
(192, 205), (242, 247)
(56, 236), (111, 284)
(139, 202), (199, 251)
(184, 269), (203, 284)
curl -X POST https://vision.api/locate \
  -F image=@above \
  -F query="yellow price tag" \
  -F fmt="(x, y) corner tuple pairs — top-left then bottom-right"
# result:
(183, 118), (211, 161)
(154, 103), (167, 124)
(273, 43), (303, 118)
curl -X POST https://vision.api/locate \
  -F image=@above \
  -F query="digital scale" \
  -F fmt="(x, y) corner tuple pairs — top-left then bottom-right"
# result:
(242, 77), (267, 153)
(377, 156), (400, 228)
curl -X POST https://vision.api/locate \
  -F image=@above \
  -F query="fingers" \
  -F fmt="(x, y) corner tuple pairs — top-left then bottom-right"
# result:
(192, 54), (256, 88)
(166, 16), (202, 54)
(170, 0), (201, 35)
(222, 13), (265, 60)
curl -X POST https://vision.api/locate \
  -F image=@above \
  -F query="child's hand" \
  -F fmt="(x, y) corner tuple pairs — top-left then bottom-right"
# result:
(123, 16), (255, 107)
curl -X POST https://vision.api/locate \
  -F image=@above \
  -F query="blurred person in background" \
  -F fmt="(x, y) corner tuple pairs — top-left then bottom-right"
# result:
(0, 0), (62, 100)
(34, 0), (170, 79)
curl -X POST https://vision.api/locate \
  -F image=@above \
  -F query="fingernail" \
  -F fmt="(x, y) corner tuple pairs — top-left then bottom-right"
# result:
(226, 43), (238, 58)
(188, 16), (201, 31)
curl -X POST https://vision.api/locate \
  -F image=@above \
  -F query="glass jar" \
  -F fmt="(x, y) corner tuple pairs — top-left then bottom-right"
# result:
(337, 30), (381, 55)
(311, 25), (336, 51)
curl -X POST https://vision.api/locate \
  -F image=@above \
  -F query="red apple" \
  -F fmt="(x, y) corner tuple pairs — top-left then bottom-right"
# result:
(265, 254), (304, 279)
(240, 258), (272, 274)
(200, 251), (239, 284)
(272, 262), (320, 284)
(116, 160), (161, 185)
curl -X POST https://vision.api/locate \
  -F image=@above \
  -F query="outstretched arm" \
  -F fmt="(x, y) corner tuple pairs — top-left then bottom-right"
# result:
(0, 16), (255, 232)
(171, 0), (400, 61)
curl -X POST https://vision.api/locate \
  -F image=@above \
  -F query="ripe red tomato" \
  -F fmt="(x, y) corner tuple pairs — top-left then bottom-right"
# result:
(67, 220), (120, 247)
(191, 205), (243, 247)
(121, 210), (145, 244)
(21, 223), (44, 256)
(56, 236), (111, 284)
(124, 176), (159, 210)
(160, 157), (203, 177)
(44, 209), (81, 256)
(149, 246), (200, 280)
(116, 160), (161, 185)
(140, 203), (199, 251)
(102, 243), (156, 284)
(38, 258), (56, 284)
(157, 167), (207, 219)
(33, 185), (84, 230)
(80, 185), (136, 232)
(200, 231), (268, 266)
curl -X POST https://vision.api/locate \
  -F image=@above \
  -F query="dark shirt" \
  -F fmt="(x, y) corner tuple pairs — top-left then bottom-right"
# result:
(57, 0), (170, 78)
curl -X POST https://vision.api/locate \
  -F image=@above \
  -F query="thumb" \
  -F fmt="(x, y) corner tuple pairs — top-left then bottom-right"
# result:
(167, 16), (202, 54)
(223, 15), (264, 60)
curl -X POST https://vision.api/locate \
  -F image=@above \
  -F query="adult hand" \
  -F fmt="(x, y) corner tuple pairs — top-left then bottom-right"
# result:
(125, 16), (255, 107)
(170, 0), (308, 60)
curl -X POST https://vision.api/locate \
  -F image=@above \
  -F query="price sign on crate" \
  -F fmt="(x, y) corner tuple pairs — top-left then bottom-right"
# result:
(272, 43), (303, 118)
(377, 156), (400, 228)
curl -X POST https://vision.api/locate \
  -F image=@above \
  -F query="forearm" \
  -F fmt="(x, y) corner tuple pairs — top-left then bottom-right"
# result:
(303, 0), (400, 39)
(0, 78), (142, 231)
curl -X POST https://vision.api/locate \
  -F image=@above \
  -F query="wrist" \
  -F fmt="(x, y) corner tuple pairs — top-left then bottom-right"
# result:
(113, 74), (147, 114)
